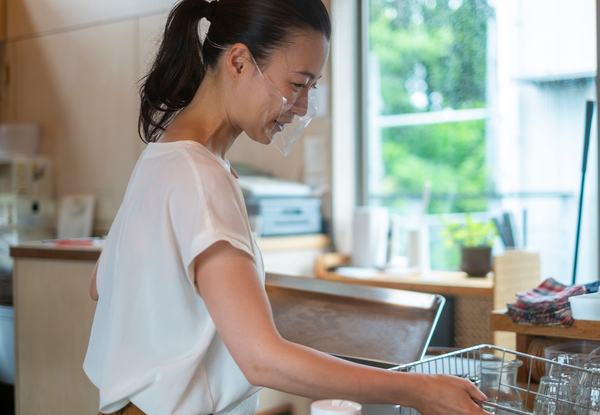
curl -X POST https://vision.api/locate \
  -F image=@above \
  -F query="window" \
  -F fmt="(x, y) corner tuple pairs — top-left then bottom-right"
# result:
(361, 0), (598, 283)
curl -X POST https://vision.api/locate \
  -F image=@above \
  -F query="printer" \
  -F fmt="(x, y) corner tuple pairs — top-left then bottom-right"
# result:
(238, 175), (322, 237)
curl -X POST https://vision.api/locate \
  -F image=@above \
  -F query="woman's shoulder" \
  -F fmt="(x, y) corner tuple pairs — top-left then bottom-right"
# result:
(145, 141), (236, 184)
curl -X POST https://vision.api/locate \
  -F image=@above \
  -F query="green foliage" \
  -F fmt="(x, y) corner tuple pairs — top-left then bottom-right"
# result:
(369, 0), (493, 114)
(439, 213), (497, 248)
(369, 0), (494, 215)
(380, 121), (491, 213)
(430, 238), (461, 270)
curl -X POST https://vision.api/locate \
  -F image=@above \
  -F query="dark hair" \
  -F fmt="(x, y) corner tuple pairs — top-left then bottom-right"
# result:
(138, 0), (331, 143)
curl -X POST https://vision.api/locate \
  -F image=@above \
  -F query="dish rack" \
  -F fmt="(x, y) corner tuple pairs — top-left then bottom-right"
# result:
(393, 344), (597, 415)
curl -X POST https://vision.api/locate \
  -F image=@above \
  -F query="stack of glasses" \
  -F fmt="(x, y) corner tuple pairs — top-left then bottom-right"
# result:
(533, 354), (600, 415)
(507, 278), (587, 326)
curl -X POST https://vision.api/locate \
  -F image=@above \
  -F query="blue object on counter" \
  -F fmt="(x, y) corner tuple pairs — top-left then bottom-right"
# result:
(584, 280), (600, 294)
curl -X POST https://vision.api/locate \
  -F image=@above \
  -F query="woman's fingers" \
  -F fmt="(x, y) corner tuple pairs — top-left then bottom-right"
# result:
(465, 379), (488, 401)
(418, 375), (491, 415)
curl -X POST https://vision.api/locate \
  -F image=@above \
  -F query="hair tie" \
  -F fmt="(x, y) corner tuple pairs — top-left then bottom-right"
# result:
(206, 1), (217, 21)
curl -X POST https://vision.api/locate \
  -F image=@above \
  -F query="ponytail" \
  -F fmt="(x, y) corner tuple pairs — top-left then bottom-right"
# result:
(138, 1), (214, 142)
(138, 0), (331, 143)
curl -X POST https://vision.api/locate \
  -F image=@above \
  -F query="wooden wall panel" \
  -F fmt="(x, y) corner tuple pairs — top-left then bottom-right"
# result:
(133, 12), (169, 155)
(7, 20), (140, 232)
(137, 11), (168, 79)
(0, 42), (16, 122)
(6, 0), (174, 40)
(0, 0), (5, 42)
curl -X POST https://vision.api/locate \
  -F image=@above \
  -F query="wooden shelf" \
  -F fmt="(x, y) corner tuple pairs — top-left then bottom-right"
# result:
(490, 310), (600, 341)
(316, 253), (493, 296)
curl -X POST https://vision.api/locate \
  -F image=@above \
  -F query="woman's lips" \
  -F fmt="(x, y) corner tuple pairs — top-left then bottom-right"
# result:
(273, 121), (284, 132)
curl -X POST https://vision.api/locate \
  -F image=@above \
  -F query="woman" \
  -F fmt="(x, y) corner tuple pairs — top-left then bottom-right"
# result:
(84, 1), (490, 415)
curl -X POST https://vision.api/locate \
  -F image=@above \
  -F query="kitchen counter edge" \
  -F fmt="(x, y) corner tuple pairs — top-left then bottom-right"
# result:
(10, 233), (331, 262)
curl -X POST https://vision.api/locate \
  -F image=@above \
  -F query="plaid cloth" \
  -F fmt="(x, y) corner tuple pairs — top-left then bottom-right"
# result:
(507, 278), (586, 326)
(516, 278), (587, 305)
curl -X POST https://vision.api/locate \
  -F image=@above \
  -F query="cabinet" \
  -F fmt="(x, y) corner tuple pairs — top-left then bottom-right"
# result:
(12, 256), (98, 414)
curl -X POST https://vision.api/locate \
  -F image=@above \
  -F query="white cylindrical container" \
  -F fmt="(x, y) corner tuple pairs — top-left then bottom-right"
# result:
(311, 400), (362, 415)
(352, 206), (389, 268)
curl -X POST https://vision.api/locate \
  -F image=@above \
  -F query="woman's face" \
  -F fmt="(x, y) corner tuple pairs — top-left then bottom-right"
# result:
(243, 32), (330, 146)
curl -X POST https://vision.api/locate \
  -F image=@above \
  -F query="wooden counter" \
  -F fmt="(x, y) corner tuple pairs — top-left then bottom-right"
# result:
(316, 253), (493, 297)
(10, 243), (102, 261)
(10, 234), (330, 261)
(490, 310), (600, 342)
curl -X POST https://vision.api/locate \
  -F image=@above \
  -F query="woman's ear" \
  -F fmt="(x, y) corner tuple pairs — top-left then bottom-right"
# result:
(225, 43), (252, 81)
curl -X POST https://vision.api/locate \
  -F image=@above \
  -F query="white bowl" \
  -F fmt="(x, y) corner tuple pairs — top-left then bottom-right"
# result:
(569, 292), (600, 321)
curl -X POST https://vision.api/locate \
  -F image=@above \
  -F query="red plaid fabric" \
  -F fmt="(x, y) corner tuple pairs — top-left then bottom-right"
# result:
(516, 278), (587, 305)
(507, 278), (587, 326)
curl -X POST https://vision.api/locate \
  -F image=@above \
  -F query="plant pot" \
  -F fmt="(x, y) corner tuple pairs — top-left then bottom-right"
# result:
(460, 246), (492, 277)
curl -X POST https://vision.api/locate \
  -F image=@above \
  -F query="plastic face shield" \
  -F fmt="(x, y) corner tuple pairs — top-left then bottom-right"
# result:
(251, 57), (318, 156)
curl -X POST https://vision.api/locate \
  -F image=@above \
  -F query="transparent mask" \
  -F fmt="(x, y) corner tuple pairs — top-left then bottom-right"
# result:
(250, 55), (318, 156)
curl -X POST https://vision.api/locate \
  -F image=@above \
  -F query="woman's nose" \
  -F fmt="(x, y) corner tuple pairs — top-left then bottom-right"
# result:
(291, 97), (309, 117)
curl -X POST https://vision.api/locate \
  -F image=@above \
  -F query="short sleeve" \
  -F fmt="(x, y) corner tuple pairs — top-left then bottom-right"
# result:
(167, 150), (255, 295)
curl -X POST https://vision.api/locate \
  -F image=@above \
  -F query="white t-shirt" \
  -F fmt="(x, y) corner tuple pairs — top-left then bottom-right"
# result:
(84, 141), (263, 415)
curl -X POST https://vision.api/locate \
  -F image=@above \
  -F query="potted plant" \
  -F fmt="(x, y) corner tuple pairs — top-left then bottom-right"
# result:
(440, 214), (497, 277)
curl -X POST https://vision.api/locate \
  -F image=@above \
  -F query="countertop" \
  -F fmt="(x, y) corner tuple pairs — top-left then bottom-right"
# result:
(10, 234), (331, 262)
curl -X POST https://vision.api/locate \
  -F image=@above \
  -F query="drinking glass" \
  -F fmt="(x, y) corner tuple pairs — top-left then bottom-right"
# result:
(535, 400), (558, 415)
(549, 353), (581, 400)
(480, 359), (524, 415)
(577, 360), (600, 399)
(575, 371), (600, 415)
(534, 376), (573, 415)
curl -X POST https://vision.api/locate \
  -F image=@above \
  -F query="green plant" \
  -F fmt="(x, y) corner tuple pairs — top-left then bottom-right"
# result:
(440, 213), (497, 248)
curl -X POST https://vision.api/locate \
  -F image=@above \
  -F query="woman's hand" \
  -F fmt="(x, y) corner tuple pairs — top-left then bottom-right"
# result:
(407, 374), (490, 415)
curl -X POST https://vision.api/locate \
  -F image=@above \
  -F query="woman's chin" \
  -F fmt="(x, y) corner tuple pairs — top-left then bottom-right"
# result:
(246, 131), (272, 146)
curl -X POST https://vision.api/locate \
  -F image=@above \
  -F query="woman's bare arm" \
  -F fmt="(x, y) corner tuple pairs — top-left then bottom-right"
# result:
(90, 260), (99, 301)
(194, 241), (488, 415)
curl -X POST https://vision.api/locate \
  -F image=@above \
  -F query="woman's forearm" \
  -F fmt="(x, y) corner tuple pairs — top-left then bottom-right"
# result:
(245, 338), (487, 415)
(246, 336), (423, 407)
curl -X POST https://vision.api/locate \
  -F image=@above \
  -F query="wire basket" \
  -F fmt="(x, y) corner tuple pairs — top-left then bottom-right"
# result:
(393, 344), (599, 415)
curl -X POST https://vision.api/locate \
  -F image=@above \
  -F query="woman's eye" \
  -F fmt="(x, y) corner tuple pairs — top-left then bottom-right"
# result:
(292, 82), (318, 92)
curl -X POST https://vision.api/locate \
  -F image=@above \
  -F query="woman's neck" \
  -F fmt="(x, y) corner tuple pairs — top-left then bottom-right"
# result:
(158, 76), (240, 161)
